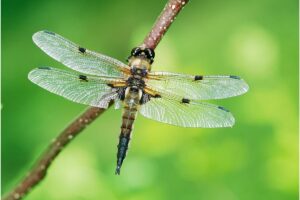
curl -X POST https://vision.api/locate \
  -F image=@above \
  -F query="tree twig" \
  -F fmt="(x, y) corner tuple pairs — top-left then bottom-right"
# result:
(2, 106), (109, 200)
(2, 0), (189, 199)
(142, 0), (189, 49)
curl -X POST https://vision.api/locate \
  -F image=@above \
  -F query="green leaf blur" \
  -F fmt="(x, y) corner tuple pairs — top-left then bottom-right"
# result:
(2, 0), (298, 199)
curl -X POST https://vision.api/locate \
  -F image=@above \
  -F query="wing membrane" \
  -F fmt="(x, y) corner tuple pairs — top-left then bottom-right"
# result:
(146, 72), (249, 100)
(139, 96), (234, 128)
(33, 30), (129, 77)
(28, 67), (122, 108)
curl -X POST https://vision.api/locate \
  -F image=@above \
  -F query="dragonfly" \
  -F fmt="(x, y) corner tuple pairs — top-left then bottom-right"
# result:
(28, 30), (249, 175)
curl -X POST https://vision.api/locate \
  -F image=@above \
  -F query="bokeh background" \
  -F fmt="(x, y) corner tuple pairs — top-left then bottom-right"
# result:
(2, 0), (298, 199)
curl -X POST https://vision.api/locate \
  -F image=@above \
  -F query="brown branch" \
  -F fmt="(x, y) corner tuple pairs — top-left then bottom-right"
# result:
(142, 0), (189, 49)
(2, 106), (109, 200)
(2, 0), (189, 199)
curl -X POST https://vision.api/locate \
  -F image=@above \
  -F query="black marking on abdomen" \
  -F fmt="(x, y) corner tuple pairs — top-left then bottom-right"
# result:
(79, 47), (86, 53)
(38, 66), (51, 70)
(122, 115), (135, 121)
(229, 75), (240, 80)
(194, 75), (203, 80)
(218, 106), (229, 112)
(121, 125), (133, 131)
(79, 75), (88, 81)
(43, 30), (55, 35)
(182, 98), (190, 104)
(123, 106), (138, 112)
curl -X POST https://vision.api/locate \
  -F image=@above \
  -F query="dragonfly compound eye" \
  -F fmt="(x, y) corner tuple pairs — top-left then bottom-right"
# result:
(144, 48), (155, 64)
(131, 47), (142, 56)
(145, 48), (155, 59)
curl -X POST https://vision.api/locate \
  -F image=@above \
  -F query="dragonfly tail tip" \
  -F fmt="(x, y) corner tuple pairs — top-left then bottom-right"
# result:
(115, 166), (121, 175)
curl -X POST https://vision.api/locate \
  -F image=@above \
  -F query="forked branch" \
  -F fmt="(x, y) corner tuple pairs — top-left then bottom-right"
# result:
(2, 0), (189, 199)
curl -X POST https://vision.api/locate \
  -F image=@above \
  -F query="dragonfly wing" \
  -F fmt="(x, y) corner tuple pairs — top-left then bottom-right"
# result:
(114, 98), (123, 109)
(28, 67), (123, 108)
(139, 95), (235, 128)
(33, 30), (129, 77)
(146, 72), (249, 100)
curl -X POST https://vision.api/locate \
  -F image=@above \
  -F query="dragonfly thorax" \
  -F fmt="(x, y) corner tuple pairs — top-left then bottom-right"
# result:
(127, 76), (145, 88)
(124, 87), (142, 106)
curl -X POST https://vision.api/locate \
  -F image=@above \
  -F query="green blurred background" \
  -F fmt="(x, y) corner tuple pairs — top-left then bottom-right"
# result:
(2, 0), (298, 199)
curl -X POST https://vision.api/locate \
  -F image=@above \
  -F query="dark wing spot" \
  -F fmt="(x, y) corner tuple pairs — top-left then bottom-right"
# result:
(182, 98), (190, 104)
(153, 94), (161, 98)
(218, 106), (229, 112)
(79, 75), (88, 81)
(229, 75), (240, 80)
(38, 67), (51, 70)
(78, 47), (86, 53)
(43, 30), (55, 35)
(194, 75), (203, 81)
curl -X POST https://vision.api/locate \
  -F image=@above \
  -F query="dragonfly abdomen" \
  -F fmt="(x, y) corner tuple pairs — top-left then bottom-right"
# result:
(115, 88), (141, 175)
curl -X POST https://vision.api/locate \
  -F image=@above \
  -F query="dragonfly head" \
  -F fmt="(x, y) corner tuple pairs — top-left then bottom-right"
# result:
(127, 47), (155, 70)
(130, 47), (155, 62)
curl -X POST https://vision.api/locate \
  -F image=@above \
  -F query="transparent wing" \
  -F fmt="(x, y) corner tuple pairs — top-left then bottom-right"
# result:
(33, 30), (130, 77)
(146, 71), (249, 100)
(28, 67), (123, 108)
(139, 96), (235, 128)
(114, 98), (123, 109)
